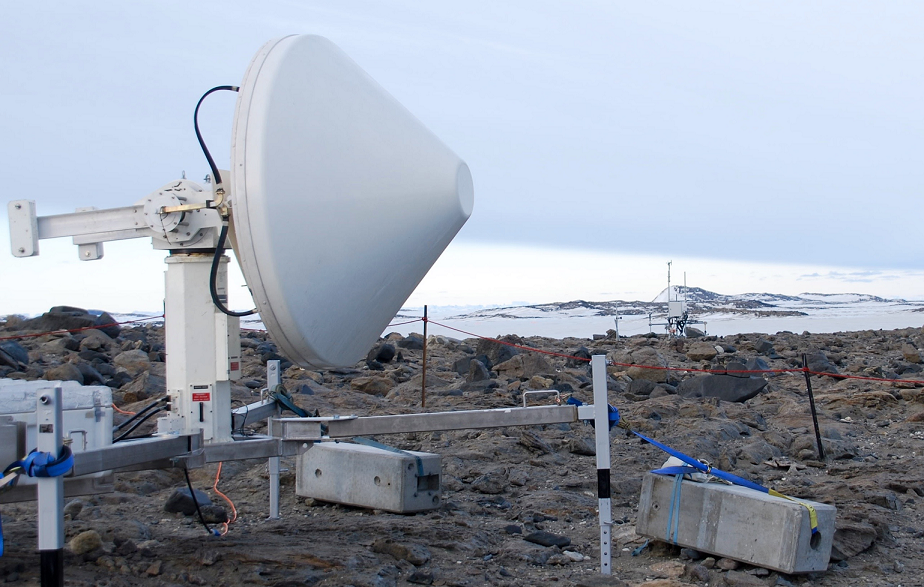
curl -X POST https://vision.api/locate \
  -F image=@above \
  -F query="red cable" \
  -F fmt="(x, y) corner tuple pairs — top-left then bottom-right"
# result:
(212, 462), (237, 536)
(0, 314), (165, 342)
(386, 318), (423, 328)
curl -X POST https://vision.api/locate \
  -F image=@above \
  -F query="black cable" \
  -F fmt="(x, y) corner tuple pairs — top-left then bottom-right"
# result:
(184, 467), (217, 536)
(113, 406), (168, 443)
(194, 85), (238, 188)
(209, 222), (257, 317)
(114, 397), (168, 432)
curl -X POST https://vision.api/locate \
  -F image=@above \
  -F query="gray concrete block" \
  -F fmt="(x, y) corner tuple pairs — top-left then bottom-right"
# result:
(296, 442), (441, 513)
(636, 472), (835, 573)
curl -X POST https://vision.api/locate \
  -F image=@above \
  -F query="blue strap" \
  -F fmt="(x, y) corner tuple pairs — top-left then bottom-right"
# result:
(666, 473), (682, 544)
(5, 446), (74, 479)
(270, 385), (309, 418)
(352, 437), (425, 478)
(566, 397), (620, 429)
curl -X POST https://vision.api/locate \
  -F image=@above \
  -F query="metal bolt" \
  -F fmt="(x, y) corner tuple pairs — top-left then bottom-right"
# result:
(14, 203), (21, 210)
(17, 247), (25, 253)
(84, 251), (91, 257)
(40, 395), (50, 404)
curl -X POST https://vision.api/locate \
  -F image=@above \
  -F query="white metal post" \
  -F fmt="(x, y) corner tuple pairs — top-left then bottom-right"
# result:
(37, 384), (65, 586)
(159, 253), (235, 443)
(592, 355), (613, 575)
(267, 360), (281, 519)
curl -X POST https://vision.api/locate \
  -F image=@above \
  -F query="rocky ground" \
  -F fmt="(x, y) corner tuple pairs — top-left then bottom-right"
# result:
(1, 308), (924, 587)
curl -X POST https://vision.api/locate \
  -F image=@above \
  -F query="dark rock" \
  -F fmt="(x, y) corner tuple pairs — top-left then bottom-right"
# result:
(43, 363), (83, 384)
(475, 336), (520, 366)
(199, 504), (228, 524)
(567, 347), (592, 368)
(75, 362), (105, 385)
(806, 351), (841, 377)
(244, 380), (262, 389)
(297, 384), (315, 395)
(370, 539), (431, 566)
(164, 487), (212, 515)
(407, 569), (434, 585)
(471, 470), (508, 494)
(678, 374), (768, 402)
(78, 349), (109, 363)
(724, 361), (749, 378)
(22, 307), (96, 334)
(466, 359), (490, 383)
(366, 360), (385, 371)
(831, 520), (877, 560)
(567, 438), (596, 456)
(518, 431), (553, 454)
(685, 327), (704, 338)
(0, 341), (29, 369)
(92, 311), (121, 338)
(397, 335), (424, 350)
(121, 372), (166, 402)
(367, 343), (396, 364)
(754, 339), (774, 354)
(503, 525), (523, 535)
(744, 357), (770, 373)
(627, 379), (656, 396)
(523, 531), (571, 548)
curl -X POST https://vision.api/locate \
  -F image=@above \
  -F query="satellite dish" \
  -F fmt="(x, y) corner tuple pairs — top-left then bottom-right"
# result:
(230, 35), (473, 368)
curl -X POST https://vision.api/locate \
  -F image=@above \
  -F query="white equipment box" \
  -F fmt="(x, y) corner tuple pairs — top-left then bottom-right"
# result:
(0, 379), (114, 502)
(296, 442), (441, 513)
(636, 472), (835, 574)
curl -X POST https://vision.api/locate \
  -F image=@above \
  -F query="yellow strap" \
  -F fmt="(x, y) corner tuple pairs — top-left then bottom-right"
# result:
(768, 489), (819, 534)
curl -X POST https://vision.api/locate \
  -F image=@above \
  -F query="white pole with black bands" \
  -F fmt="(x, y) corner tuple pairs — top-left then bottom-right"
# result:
(592, 354), (612, 575)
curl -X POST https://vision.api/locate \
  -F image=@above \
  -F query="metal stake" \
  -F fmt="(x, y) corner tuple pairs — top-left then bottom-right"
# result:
(267, 360), (281, 518)
(37, 384), (64, 587)
(591, 355), (612, 575)
(421, 305), (428, 408)
(801, 354), (826, 461)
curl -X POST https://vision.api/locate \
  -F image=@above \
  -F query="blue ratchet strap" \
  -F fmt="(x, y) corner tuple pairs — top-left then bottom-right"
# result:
(5, 446), (74, 480)
(565, 397), (619, 429)
(630, 427), (819, 536)
(665, 472), (683, 544)
(352, 437), (425, 478)
(270, 385), (309, 418)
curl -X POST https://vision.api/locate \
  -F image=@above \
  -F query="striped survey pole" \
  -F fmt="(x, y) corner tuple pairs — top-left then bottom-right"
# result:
(591, 354), (612, 574)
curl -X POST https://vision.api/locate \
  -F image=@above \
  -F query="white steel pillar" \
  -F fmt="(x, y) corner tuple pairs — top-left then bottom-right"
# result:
(592, 354), (613, 575)
(159, 253), (239, 443)
(267, 360), (281, 519)
(37, 384), (65, 586)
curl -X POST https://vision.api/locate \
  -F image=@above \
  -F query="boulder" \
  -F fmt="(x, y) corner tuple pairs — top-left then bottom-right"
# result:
(902, 343), (921, 364)
(76, 362), (106, 385)
(754, 339), (775, 355)
(92, 311), (121, 338)
(453, 354), (492, 376)
(164, 487), (212, 515)
(624, 347), (669, 383)
(43, 363), (84, 384)
(396, 334), (424, 350)
(350, 376), (393, 396)
(744, 357), (770, 373)
(627, 379), (657, 396)
(68, 530), (102, 555)
(685, 327), (705, 338)
(678, 374), (768, 402)
(366, 342), (396, 364)
(113, 349), (152, 377)
(78, 328), (113, 351)
(494, 353), (553, 380)
(42, 336), (79, 354)
(806, 351), (840, 377)
(686, 342), (718, 362)
(22, 307), (96, 333)
(475, 335), (521, 366)
(567, 347), (592, 368)
(830, 521), (877, 561)
(467, 359), (491, 383)
(723, 361), (749, 378)
(0, 341), (29, 369)
(121, 371), (166, 402)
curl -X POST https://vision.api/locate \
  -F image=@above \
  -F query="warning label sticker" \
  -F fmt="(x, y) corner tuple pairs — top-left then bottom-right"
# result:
(192, 393), (211, 402)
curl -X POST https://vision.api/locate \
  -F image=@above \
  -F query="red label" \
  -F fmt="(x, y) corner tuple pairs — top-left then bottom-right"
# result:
(230, 362), (240, 371)
(192, 393), (211, 402)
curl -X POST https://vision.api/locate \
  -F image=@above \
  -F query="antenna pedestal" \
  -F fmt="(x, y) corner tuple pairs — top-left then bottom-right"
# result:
(157, 253), (241, 443)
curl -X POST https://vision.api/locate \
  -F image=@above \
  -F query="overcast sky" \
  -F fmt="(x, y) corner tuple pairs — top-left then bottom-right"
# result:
(2, 1), (922, 315)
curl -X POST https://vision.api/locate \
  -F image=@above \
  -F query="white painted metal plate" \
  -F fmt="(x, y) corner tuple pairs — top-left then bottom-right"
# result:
(8, 200), (39, 257)
(230, 35), (472, 368)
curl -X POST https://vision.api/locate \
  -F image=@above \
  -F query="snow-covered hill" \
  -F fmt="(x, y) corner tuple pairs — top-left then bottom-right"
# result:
(390, 288), (924, 339)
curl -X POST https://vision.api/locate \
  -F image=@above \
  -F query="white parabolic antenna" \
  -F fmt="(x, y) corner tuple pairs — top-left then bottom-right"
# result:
(230, 35), (473, 368)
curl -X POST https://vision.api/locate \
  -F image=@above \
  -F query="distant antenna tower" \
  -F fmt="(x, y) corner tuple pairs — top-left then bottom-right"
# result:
(649, 261), (705, 337)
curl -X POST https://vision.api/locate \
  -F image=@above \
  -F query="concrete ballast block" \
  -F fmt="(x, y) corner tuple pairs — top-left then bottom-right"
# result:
(296, 442), (441, 513)
(636, 472), (835, 573)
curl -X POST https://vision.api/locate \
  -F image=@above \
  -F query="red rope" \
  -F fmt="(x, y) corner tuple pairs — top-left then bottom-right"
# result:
(0, 314), (165, 342)
(425, 318), (924, 386)
(386, 318), (423, 328)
